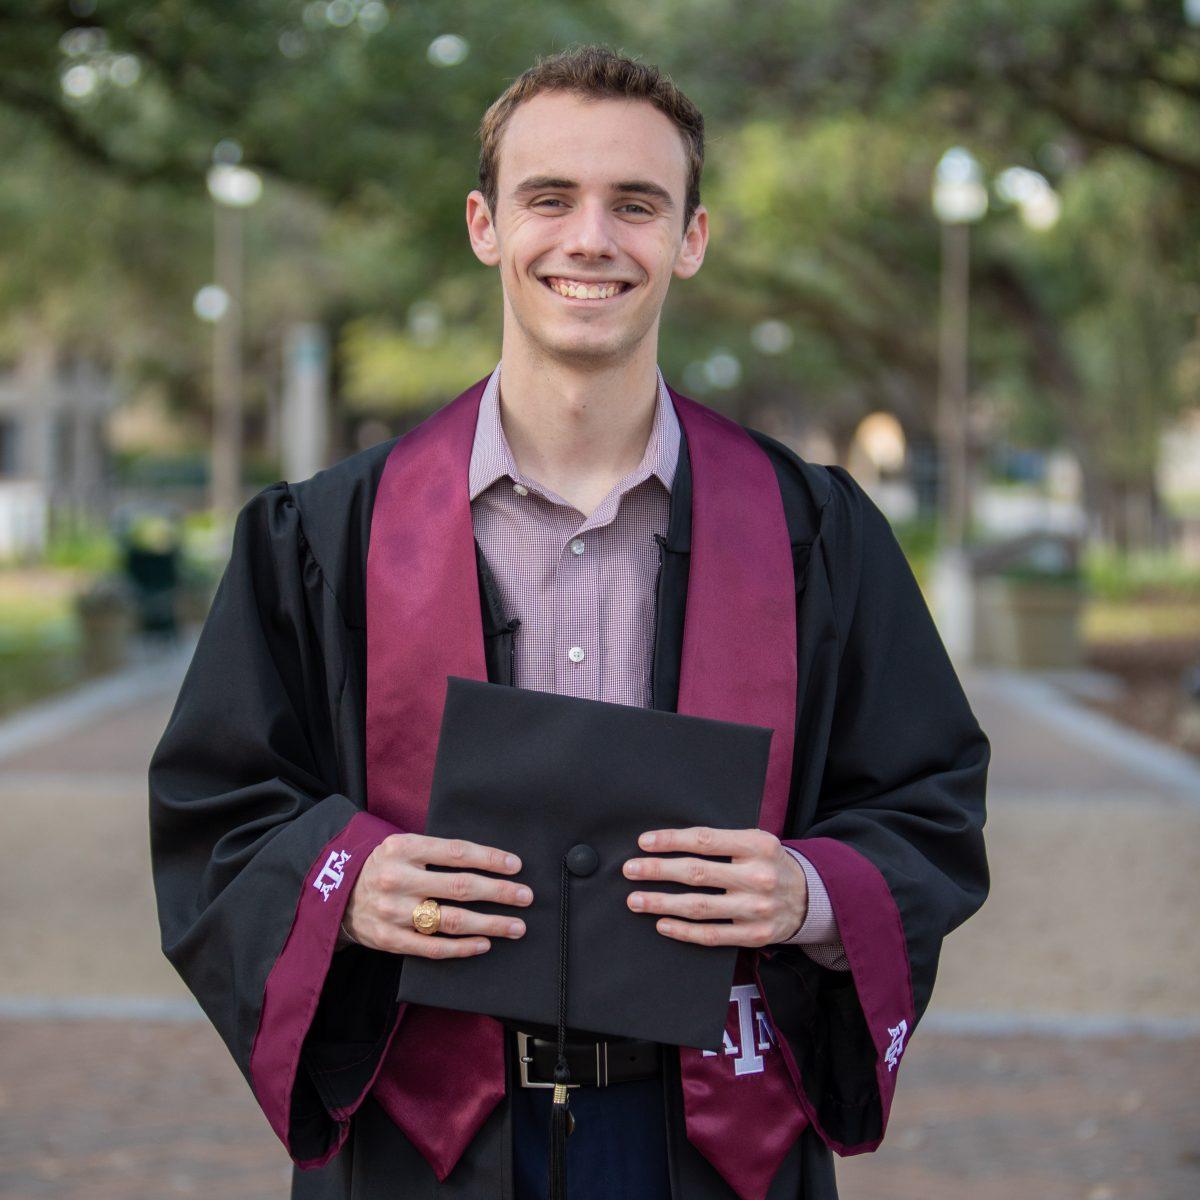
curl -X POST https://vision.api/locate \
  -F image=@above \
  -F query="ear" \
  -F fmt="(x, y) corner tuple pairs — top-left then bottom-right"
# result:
(466, 190), (501, 267)
(672, 204), (709, 281)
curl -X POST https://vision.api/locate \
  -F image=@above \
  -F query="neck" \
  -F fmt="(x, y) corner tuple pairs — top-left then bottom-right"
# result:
(494, 338), (661, 515)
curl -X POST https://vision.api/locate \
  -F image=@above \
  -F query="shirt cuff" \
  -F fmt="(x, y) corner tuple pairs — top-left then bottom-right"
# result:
(781, 847), (840, 945)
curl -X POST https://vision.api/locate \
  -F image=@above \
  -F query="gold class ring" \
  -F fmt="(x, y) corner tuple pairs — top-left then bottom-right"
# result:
(412, 898), (442, 935)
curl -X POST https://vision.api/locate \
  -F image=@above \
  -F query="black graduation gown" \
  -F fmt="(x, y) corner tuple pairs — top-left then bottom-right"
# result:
(148, 426), (990, 1200)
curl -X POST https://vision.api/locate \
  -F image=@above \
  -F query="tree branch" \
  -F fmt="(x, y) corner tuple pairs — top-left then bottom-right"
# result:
(0, 75), (198, 189)
(1006, 66), (1200, 187)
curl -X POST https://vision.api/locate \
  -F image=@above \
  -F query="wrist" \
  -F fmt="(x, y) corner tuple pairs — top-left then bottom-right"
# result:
(336, 915), (358, 950)
(782, 849), (809, 938)
(779, 846), (841, 946)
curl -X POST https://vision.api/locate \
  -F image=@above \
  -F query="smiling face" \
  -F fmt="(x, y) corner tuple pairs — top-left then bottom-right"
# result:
(466, 91), (708, 369)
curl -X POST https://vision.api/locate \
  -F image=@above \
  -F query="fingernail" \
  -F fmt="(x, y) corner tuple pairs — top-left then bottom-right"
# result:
(640, 833), (656, 848)
(629, 893), (644, 911)
(505, 855), (520, 872)
(474, 940), (490, 953)
(625, 861), (642, 876)
(508, 921), (525, 937)
(517, 886), (532, 903)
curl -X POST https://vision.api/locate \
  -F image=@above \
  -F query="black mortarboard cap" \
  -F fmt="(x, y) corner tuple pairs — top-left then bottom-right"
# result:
(395, 677), (772, 1053)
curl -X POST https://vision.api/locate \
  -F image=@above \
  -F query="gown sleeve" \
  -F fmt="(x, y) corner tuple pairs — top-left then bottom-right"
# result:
(148, 483), (404, 1168)
(763, 465), (990, 1156)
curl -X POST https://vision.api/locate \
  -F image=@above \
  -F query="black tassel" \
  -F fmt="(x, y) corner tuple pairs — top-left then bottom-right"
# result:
(548, 1064), (574, 1200)
(548, 857), (575, 1200)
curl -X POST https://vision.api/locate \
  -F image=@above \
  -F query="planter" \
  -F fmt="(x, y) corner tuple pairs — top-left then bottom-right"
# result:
(75, 580), (135, 676)
(973, 576), (1085, 669)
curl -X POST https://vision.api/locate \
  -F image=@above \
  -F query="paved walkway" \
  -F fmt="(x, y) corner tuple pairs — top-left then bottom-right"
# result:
(0, 653), (1197, 1197)
(0, 1020), (1194, 1200)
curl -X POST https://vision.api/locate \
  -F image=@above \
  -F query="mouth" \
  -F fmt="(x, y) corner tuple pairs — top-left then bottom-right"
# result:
(541, 276), (635, 303)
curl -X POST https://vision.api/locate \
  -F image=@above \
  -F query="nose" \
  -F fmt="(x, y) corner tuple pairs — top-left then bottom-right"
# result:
(560, 197), (619, 262)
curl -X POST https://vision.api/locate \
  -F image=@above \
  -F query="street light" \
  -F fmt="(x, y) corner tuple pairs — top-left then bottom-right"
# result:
(995, 167), (1061, 232)
(204, 153), (262, 520)
(930, 146), (987, 661)
(932, 146), (987, 552)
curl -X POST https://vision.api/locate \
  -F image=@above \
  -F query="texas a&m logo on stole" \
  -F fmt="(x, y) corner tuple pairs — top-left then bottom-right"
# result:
(703, 981), (778, 1075)
(313, 849), (352, 902)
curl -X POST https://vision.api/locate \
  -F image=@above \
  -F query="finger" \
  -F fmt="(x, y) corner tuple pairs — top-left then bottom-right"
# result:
(419, 870), (534, 909)
(622, 854), (744, 890)
(638, 827), (775, 858)
(627, 888), (772, 923)
(434, 905), (527, 940)
(356, 921), (493, 958)
(395, 930), (494, 959)
(403, 834), (523, 876)
(654, 918), (774, 949)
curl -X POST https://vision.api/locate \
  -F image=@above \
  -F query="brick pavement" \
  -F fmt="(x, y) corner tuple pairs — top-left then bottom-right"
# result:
(3, 653), (1199, 1199)
(1, 1018), (1196, 1200)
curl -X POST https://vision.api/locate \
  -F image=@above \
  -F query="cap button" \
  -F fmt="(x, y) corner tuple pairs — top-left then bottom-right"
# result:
(566, 844), (599, 878)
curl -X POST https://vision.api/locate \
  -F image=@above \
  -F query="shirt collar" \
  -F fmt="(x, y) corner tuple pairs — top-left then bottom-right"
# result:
(468, 361), (680, 502)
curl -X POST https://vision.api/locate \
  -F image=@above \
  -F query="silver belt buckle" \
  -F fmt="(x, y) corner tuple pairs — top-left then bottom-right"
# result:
(516, 1032), (607, 1088)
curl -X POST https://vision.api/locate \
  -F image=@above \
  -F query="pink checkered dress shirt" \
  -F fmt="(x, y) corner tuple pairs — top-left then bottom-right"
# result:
(468, 363), (847, 967)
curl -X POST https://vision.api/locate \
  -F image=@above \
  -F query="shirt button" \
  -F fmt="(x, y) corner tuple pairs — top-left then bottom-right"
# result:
(512, 483), (529, 496)
(567, 646), (586, 664)
(569, 538), (586, 556)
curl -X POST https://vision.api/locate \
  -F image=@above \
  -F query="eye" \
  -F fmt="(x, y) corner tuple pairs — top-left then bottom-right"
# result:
(619, 203), (652, 215)
(533, 197), (567, 209)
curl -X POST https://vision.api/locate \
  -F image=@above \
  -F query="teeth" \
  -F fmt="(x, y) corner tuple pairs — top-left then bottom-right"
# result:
(546, 278), (627, 300)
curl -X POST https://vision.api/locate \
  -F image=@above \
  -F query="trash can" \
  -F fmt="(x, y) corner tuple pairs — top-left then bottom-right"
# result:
(120, 510), (182, 638)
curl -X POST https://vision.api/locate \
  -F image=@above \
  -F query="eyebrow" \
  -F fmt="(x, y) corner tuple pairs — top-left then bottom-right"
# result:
(512, 175), (676, 211)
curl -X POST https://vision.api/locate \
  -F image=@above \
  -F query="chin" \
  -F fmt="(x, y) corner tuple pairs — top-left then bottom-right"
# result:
(537, 320), (651, 365)
(540, 338), (636, 369)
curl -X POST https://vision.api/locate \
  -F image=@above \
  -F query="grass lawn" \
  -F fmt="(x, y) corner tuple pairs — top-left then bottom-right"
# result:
(0, 568), (88, 717)
(1084, 600), (1200, 642)
(0, 568), (83, 637)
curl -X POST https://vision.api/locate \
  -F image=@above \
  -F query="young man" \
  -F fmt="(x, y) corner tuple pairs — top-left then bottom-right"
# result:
(150, 46), (989, 1200)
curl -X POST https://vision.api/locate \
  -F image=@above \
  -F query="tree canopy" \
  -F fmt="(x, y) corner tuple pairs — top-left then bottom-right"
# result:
(1, 0), (1197, 542)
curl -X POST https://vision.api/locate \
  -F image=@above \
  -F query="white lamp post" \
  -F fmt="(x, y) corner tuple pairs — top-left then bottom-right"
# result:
(932, 147), (987, 552)
(205, 153), (262, 519)
(930, 147), (987, 663)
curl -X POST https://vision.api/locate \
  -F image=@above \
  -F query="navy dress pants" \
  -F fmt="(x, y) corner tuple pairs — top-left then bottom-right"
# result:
(511, 1075), (673, 1200)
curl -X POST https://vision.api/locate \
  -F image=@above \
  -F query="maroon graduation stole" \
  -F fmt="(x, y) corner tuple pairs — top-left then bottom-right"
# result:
(365, 376), (809, 1200)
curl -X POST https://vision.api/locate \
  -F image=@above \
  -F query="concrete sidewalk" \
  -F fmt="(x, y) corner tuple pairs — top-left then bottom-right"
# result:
(0, 654), (1197, 1197)
(966, 667), (1200, 809)
(931, 668), (1200, 1029)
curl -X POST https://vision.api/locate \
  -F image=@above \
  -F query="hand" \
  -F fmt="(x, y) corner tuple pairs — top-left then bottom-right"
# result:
(342, 834), (533, 958)
(623, 827), (808, 948)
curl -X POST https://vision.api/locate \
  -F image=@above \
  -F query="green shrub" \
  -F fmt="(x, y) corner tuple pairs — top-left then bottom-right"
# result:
(1083, 545), (1200, 603)
(44, 525), (119, 572)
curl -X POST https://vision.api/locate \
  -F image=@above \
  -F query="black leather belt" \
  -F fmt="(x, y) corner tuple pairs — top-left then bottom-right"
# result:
(514, 1031), (662, 1088)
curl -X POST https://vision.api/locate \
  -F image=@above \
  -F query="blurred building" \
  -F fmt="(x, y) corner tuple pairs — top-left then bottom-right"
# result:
(0, 340), (117, 559)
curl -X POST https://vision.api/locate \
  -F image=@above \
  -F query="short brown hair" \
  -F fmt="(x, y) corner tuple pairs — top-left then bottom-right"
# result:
(477, 45), (705, 234)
